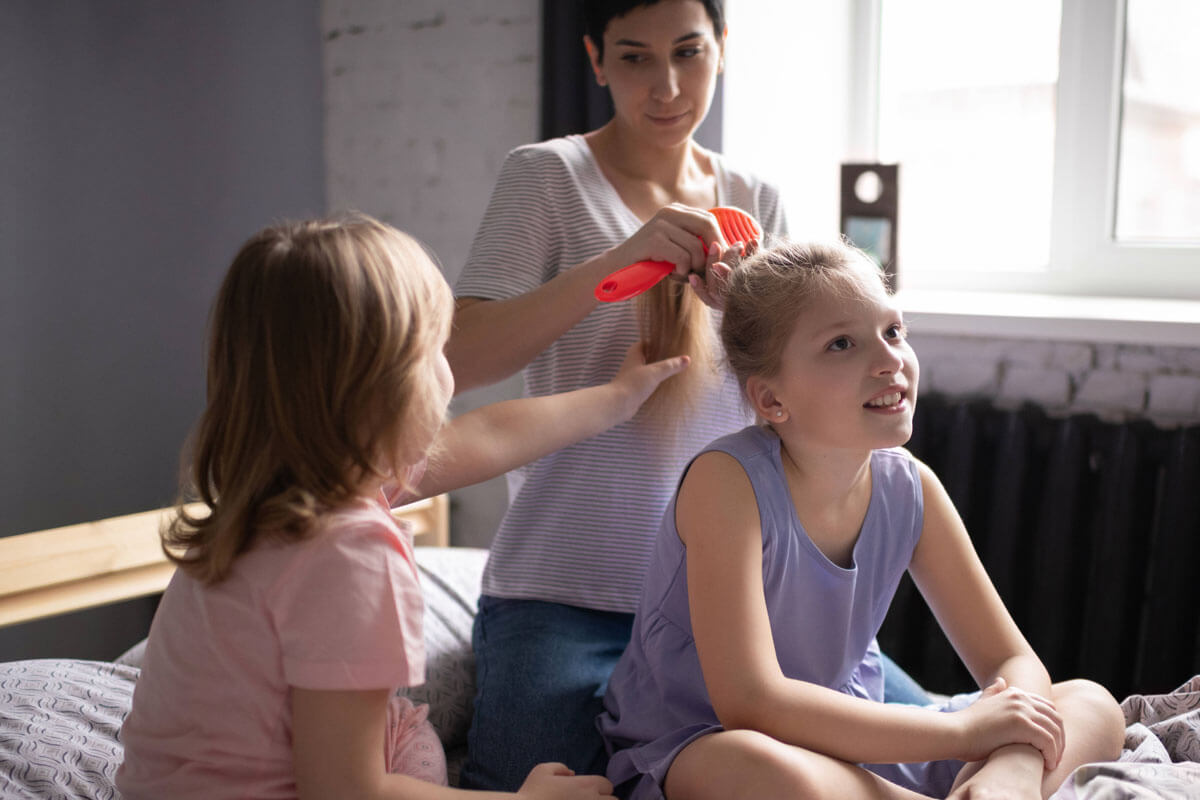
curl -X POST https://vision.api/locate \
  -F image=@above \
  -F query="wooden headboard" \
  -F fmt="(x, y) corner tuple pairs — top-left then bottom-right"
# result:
(0, 494), (449, 629)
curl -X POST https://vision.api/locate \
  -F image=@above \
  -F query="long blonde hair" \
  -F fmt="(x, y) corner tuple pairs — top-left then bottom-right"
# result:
(637, 271), (717, 418)
(165, 214), (452, 584)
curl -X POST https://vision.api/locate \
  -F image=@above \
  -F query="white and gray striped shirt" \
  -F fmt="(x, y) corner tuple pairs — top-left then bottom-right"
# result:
(456, 134), (787, 613)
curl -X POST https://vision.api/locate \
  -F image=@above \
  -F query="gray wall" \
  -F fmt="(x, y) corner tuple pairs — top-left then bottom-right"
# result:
(0, 1), (325, 660)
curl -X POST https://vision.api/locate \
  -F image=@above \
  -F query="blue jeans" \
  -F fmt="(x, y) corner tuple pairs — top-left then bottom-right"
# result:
(881, 649), (933, 705)
(458, 597), (634, 790)
(457, 596), (931, 791)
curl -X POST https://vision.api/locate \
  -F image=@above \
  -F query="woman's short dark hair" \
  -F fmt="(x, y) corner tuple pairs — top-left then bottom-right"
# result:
(582, 0), (724, 62)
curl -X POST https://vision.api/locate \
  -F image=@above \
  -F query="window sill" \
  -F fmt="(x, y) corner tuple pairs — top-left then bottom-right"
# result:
(895, 289), (1200, 349)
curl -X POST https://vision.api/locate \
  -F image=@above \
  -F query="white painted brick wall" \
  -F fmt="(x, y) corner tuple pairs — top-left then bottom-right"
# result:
(322, 0), (539, 283)
(997, 365), (1072, 409)
(913, 334), (1200, 427)
(1074, 369), (1148, 416)
(1176, 349), (1200, 373)
(1148, 374), (1200, 418)
(1116, 346), (1173, 374)
(322, 0), (539, 546)
(1047, 343), (1095, 374)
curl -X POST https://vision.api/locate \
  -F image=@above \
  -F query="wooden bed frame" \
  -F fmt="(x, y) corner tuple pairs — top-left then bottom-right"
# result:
(0, 494), (449, 629)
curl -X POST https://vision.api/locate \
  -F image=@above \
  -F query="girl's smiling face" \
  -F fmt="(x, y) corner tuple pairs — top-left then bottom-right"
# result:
(752, 268), (919, 454)
(586, 0), (724, 147)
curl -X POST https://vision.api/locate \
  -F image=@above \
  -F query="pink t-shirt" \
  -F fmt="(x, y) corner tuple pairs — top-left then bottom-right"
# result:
(117, 488), (425, 800)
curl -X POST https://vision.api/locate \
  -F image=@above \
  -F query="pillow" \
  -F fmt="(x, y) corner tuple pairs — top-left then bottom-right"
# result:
(114, 639), (146, 668)
(0, 659), (138, 800)
(398, 546), (487, 749)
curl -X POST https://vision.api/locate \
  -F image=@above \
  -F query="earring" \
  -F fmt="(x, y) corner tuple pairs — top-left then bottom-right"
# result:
(774, 410), (784, 418)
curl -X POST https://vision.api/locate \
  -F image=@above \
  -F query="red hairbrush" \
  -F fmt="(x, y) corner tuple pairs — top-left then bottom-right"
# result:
(594, 206), (763, 303)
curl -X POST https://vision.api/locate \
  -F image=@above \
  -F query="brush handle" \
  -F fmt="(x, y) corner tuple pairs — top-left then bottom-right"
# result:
(593, 207), (762, 303)
(593, 260), (674, 302)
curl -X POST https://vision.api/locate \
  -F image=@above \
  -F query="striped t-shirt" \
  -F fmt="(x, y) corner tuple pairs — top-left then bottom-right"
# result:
(456, 134), (788, 613)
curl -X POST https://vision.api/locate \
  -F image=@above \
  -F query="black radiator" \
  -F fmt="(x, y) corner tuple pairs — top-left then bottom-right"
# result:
(878, 393), (1200, 700)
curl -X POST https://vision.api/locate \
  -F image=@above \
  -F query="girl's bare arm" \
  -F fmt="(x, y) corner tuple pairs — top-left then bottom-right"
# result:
(681, 451), (1061, 768)
(447, 261), (611, 393)
(908, 458), (1065, 788)
(415, 343), (688, 499)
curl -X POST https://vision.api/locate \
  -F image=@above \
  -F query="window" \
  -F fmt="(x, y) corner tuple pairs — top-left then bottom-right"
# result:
(1114, 0), (1200, 243)
(877, 0), (1059, 275)
(724, 0), (1200, 302)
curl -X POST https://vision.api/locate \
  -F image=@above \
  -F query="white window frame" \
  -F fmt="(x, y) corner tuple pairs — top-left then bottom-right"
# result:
(1048, 0), (1196, 299)
(836, 0), (1200, 345)
(851, 0), (1197, 299)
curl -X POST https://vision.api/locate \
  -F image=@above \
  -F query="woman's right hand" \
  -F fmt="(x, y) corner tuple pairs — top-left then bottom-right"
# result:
(953, 677), (1065, 770)
(516, 762), (615, 799)
(606, 203), (727, 285)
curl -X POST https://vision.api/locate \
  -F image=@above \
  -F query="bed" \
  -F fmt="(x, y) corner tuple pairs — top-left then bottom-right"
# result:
(1, 499), (1198, 799)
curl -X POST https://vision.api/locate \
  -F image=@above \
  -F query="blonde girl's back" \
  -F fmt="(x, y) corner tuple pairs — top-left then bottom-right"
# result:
(118, 216), (456, 798)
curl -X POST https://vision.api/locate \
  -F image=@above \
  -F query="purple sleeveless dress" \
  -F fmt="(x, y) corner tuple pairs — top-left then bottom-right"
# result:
(597, 425), (971, 799)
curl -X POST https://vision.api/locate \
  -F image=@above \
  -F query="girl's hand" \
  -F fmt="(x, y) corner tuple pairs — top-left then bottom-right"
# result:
(516, 762), (616, 799)
(954, 677), (1065, 771)
(610, 342), (690, 414)
(606, 203), (726, 286)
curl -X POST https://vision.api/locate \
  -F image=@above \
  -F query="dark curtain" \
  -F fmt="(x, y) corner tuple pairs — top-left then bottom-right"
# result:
(540, 0), (723, 150)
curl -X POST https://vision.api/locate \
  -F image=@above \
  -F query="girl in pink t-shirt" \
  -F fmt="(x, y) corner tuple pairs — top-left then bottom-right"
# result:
(117, 214), (687, 800)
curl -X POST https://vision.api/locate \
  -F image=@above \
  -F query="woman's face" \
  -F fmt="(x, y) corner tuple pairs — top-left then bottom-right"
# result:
(586, 0), (724, 147)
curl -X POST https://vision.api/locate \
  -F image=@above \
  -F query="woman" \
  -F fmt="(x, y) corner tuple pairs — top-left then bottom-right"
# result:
(446, 0), (926, 790)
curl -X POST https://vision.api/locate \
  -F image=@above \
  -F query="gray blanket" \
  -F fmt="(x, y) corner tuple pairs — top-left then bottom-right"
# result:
(1053, 675), (1200, 799)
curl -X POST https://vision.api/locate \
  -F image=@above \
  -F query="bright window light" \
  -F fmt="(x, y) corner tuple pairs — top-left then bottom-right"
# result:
(1115, 0), (1200, 243)
(878, 0), (1060, 272)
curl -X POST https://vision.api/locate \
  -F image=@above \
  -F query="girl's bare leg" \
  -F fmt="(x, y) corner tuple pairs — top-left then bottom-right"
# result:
(1039, 680), (1124, 796)
(951, 679), (1125, 798)
(665, 729), (931, 800)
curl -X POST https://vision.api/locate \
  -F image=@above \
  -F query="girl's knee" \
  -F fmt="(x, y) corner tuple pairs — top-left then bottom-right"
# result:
(1053, 679), (1126, 754)
(1053, 679), (1120, 717)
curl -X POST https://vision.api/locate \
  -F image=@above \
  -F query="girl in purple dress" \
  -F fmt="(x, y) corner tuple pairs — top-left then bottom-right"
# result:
(598, 240), (1126, 799)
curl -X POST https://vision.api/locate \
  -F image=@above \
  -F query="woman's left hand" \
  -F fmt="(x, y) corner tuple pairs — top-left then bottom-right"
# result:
(687, 238), (757, 310)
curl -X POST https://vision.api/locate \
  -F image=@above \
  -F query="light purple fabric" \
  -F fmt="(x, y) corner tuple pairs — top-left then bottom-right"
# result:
(598, 425), (967, 798)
